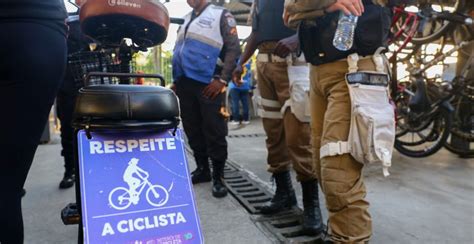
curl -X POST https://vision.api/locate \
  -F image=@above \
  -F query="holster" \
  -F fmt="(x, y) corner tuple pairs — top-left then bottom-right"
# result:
(282, 63), (311, 123)
(319, 52), (395, 177)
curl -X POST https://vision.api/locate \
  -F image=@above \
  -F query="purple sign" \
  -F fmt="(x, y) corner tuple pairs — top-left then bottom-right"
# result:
(77, 129), (203, 244)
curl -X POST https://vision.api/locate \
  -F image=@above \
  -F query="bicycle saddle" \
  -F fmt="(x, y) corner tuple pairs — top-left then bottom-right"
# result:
(80, 0), (169, 48)
(73, 85), (180, 130)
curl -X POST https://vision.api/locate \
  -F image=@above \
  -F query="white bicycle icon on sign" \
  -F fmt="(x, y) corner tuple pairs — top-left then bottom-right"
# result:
(108, 158), (171, 210)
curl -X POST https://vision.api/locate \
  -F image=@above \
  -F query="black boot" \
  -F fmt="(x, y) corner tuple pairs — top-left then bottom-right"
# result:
(59, 171), (75, 189)
(191, 158), (211, 184)
(60, 157), (75, 189)
(301, 179), (324, 236)
(211, 161), (228, 198)
(191, 167), (211, 184)
(260, 171), (297, 214)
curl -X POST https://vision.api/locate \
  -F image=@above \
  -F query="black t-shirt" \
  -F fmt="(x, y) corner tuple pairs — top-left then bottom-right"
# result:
(0, 0), (67, 35)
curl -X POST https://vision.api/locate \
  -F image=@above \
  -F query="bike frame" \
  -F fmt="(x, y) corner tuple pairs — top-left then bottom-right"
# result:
(400, 40), (473, 108)
(389, 5), (472, 99)
(129, 177), (150, 198)
(390, 5), (420, 100)
(390, 5), (420, 54)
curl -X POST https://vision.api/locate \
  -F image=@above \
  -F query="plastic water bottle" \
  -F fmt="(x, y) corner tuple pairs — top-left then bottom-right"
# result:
(333, 12), (358, 51)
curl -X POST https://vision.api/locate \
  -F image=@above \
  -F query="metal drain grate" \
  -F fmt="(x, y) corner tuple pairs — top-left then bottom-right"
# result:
(227, 133), (267, 138)
(251, 210), (323, 243)
(185, 147), (323, 243)
(223, 168), (273, 214)
(223, 161), (323, 243)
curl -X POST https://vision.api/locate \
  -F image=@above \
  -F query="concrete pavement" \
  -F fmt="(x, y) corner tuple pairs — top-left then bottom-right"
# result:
(227, 118), (474, 244)
(21, 117), (474, 243)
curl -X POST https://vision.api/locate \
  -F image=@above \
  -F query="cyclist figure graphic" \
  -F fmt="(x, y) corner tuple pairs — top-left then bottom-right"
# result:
(109, 157), (171, 210)
(123, 158), (149, 204)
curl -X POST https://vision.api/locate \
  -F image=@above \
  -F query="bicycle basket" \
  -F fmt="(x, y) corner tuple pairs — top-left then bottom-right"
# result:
(68, 49), (131, 87)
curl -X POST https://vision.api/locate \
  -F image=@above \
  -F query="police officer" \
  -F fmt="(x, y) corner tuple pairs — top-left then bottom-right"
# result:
(57, 15), (92, 189)
(232, 0), (323, 236)
(172, 0), (241, 198)
(284, 0), (390, 242)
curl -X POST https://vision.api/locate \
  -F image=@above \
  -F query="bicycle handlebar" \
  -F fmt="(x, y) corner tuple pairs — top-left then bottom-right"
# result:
(170, 17), (184, 25)
(85, 72), (166, 87)
(428, 12), (473, 26)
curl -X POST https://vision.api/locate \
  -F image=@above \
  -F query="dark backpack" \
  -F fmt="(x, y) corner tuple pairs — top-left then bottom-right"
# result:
(298, 2), (392, 66)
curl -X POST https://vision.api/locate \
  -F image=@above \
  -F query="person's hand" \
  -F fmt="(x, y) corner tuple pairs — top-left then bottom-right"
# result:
(326, 0), (364, 16)
(232, 65), (245, 87)
(202, 78), (226, 99)
(234, 80), (244, 87)
(274, 35), (298, 58)
(283, 8), (290, 26)
(169, 83), (177, 93)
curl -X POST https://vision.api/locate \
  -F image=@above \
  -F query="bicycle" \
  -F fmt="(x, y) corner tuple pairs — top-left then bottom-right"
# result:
(389, 7), (473, 157)
(60, 1), (182, 243)
(443, 23), (474, 157)
(108, 170), (170, 210)
(391, 0), (465, 46)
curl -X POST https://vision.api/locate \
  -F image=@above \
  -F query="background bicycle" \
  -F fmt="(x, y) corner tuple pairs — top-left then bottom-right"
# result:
(388, 0), (473, 157)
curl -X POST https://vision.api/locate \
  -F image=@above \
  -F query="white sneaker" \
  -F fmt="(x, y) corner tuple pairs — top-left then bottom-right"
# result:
(242, 120), (250, 125)
(229, 120), (240, 126)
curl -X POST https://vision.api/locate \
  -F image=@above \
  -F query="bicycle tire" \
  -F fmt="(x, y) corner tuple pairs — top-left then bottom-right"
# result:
(394, 81), (438, 144)
(444, 81), (473, 156)
(410, 19), (455, 45)
(444, 135), (474, 157)
(146, 185), (169, 207)
(450, 82), (474, 141)
(400, 0), (464, 45)
(397, 119), (441, 146)
(395, 109), (452, 157)
(108, 187), (132, 210)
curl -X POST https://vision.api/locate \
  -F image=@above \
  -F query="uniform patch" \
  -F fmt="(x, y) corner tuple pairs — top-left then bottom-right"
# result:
(229, 27), (238, 36)
(225, 12), (237, 27)
(197, 16), (214, 29)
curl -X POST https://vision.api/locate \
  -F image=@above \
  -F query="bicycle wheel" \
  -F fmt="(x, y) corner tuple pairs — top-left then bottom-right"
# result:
(108, 187), (132, 210)
(444, 79), (473, 156)
(146, 185), (169, 207)
(444, 134), (474, 157)
(393, 0), (464, 45)
(395, 108), (452, 157)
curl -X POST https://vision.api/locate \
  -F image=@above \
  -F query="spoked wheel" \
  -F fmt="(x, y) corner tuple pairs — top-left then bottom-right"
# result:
(108, 187), (133, 210)
(445, 134), (474, 157)
(394, 79), (453, 157)
(392, 0), (464, 45)
(146, 185), (169, 207)
(411, 0), (462, 44)
(395, 108), (452, 157)
(444, 78), (474, 157)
